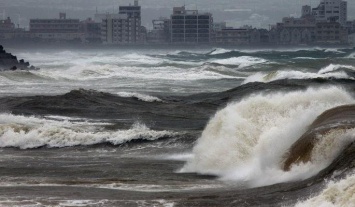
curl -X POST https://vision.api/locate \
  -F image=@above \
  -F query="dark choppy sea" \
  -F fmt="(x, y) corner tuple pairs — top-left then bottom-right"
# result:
(0, 47), (354, 206)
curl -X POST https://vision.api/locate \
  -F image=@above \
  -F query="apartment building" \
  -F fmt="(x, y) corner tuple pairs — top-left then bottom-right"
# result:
(29, 13), (83, 41)
(101, 0), (142, 44)
(101, 14), (129, 44)
(170, 6), (213, 44)
(312, 0), (347, 26)
(315, 21), (348, 44)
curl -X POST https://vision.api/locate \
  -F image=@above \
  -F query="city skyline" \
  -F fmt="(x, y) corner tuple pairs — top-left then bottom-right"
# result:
(2, 0), (355, 30)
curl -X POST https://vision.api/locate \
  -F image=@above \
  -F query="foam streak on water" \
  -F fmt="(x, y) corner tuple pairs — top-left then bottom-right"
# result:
(182, 87), (354, 187)
(295, 172), (355, 207)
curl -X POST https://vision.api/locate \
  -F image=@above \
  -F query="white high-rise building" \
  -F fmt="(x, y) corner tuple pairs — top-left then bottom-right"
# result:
(312, 0), (347, 26)
(100, 0), (142, 44)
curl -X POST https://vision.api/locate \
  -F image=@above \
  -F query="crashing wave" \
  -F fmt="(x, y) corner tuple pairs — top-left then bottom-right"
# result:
(0, 114), (178, 149)
(182, 87), (354, 187)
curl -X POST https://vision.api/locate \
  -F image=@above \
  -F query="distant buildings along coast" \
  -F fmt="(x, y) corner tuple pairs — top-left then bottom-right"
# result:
(0, 0), (355, 46)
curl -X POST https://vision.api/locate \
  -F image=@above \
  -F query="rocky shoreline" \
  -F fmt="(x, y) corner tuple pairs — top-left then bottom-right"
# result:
(0, 45), (38, 71)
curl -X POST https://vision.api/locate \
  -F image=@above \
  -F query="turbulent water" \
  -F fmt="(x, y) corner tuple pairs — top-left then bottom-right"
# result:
(0, 47), (355, 206)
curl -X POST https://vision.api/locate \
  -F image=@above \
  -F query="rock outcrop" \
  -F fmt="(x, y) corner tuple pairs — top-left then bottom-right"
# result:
(0, 45), (38, 71)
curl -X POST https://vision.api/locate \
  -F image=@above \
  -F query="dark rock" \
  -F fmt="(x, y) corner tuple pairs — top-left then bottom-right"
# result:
(0, 45), (37, 71)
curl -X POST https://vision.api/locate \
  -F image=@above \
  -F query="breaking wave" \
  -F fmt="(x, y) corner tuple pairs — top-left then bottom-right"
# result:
(209, 48), (233, 55)
(182, 87), (355, 187)
(117, 92), (163, 102)
(243, 64), (354, 84)
(318, 64), (355, 74)
(0, 114), (178, 149)
(209, 56), (267, 68)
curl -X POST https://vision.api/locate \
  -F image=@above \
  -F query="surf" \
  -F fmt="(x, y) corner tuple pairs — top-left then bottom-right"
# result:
(0, 113), (178, 149)
(182, 86), (355, 187)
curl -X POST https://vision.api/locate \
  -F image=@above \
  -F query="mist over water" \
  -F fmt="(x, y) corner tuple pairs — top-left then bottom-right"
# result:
(0, 47), (355, 206)
(1, 47), (354, 97)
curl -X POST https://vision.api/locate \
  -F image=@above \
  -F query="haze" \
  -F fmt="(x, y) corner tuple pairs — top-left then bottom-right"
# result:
(2, 0), (354, 30)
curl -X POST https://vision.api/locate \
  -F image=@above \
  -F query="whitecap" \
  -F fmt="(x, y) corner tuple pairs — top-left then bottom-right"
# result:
(209, 56), (267, 68)
(117, 92), (163, 102)
(318, 64), (355, 74)
(0, 114), (178, 149)
(209, 48), (233, 55)
(243, 70), (350, 84)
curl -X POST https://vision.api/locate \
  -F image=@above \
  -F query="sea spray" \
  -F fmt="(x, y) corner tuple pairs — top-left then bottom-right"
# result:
(182, 87), (354, 187)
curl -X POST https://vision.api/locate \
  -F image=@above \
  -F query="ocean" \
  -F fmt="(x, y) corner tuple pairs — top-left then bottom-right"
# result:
(0, 47), (354, 206)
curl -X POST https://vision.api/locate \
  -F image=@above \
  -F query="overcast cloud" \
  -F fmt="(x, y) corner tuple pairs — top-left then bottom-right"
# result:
(1, 0), (354, 29)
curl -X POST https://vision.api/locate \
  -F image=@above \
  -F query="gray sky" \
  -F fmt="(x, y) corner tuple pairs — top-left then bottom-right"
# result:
(1, 0), (354, 29)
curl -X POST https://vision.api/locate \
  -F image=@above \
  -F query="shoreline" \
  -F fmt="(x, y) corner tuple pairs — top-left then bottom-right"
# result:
(1, 41), (353, 51)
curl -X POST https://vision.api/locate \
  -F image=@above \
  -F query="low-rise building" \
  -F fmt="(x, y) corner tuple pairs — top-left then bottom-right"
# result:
(30, 13), (83, 41)
(215, 26), (269, 45)
(269, 15), (316, 45)
(315, 21), (348, 44)
(348, 33), (355, 45)
(147, 18), (171, 44)
(0, 17), (15, 39)
(215, 28), (250, 45)
(0, 17), (15, 33)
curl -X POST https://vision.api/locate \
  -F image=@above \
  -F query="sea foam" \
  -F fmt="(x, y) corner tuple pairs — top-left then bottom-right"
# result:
(181, 87), (354, 187)
(0, 114), (177, 149)
(295, 172), (355, 207)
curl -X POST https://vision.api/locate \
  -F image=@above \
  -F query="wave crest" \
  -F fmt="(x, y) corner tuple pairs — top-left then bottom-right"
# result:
(0, 114), (178, 149)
